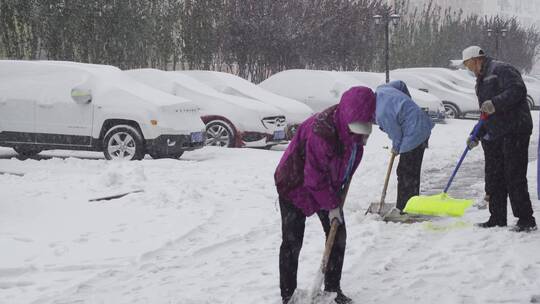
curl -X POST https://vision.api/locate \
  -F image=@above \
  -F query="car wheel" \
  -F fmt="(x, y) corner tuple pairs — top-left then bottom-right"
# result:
(149, 151), (184, 159)
(205, 121), (235, 147)
(13, 146), (42, 158)
(103, 125), (145, 160)
(443, 103), (460, 119)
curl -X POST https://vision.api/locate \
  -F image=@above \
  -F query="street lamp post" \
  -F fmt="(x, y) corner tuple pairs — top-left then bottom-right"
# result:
(374, 7), (400, 83)
(487, 25), (508, 58)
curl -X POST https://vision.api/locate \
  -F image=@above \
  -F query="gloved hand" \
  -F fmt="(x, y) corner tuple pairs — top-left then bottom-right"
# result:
(328, 207), (343, 225)
(466, 136), (479, 150)
(480, 100), (495, 114)
(391, 148), (399, 155)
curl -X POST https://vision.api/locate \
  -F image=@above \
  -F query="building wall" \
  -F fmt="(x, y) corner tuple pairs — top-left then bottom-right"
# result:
(406, 0), (540, 73)
(406, 0), (484, 16)
(406, 0), (540, 28)
(491, 0), (540, 28)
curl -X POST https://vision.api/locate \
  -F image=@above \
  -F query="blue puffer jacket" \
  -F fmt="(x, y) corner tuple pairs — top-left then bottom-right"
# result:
(376, 80), (434, 153)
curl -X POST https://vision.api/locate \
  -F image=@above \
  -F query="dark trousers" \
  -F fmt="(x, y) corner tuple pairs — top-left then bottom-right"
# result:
(482, 134), (535, 225)
(279, 198), (346, 300)
(396, 141), (427, 210)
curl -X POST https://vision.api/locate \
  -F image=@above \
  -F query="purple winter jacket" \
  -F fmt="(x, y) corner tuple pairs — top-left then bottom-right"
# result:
(274, 86), (376, 216)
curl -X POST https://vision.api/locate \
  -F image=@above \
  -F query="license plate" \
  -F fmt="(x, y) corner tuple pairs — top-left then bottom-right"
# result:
(273, 130), (285, 140)
(191, 132), (204, 143)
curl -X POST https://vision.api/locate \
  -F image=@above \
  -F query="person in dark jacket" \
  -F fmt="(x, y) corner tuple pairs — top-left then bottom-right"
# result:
(375, 80), (435, 212)
(274, 86), (376, 304)
(461, 45), (536, 232)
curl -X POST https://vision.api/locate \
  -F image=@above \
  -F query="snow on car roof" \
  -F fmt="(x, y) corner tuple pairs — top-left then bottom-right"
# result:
(395, 67), (476, 91)
(342, 71), (442, 111)
(391, 70), (474, 98)
(342, 71), (385, 89)
(28, 60), (197, 108)
(178, 70), (313, 119)
(260, 69), (364, 96)
(258, 69), (369, 112)
(126, 69), (283, 116)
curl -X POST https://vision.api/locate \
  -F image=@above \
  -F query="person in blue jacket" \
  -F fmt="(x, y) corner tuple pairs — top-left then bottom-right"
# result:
(376, 80), (435, 212)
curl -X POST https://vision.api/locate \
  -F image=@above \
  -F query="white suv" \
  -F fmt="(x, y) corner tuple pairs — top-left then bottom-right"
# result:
(0, 61), (206, 160)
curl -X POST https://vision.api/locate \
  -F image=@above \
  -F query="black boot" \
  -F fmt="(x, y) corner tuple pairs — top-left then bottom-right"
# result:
(282, 295), (293, 304)
(335, 291), (353, 304)
(325, 288), (353, 304)
(475, 217), (506, 228)
(511, 218), (537, 232)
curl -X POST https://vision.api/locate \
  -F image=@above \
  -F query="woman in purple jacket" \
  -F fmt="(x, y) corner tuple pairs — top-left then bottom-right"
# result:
(274, 86), (376, 304)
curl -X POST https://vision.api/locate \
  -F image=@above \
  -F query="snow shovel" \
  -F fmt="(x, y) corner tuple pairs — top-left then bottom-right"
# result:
(365, 152), (397, 216)
(403, 115), (487, 217)
(310, 144), (357, 303)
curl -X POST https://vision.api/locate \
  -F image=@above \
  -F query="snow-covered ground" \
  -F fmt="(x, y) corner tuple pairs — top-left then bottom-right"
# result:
(1, 117), (539, 304)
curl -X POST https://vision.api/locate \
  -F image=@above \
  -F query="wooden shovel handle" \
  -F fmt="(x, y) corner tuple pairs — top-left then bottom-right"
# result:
(320, 219), (340, 274)
(311, 219), (340, 303)
(377, 153), (397, 214)
(315, 181), (350, 290)
(320, 177), (351, 271)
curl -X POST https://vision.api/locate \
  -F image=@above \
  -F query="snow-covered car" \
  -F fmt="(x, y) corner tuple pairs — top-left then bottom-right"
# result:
(259, 69), (363, 112)
(403, 67), (476, 90)
(450, 69), (540, 110)
(391, 69), (479, 119)
(342, 71), (446, 122)
(125, 69), (287, 148)
(0, 60), (206, 160)
(521, 75), (540, 109)
(175, 70), (314, 138)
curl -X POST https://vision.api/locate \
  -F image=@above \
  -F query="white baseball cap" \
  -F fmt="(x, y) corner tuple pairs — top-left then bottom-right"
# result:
(460, 46), (485, 64)
(348, 122), (373, 135)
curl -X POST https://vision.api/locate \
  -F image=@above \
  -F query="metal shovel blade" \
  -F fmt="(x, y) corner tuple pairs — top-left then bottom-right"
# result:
(382, 206), (436, 223)
(365, 202), (395, 216)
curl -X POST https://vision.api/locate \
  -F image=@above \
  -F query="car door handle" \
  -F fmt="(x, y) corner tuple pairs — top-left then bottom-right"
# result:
(38, 103), (54, 109)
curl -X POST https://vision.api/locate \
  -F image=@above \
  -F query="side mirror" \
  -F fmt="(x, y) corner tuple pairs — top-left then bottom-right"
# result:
(71, 88), (92, 104)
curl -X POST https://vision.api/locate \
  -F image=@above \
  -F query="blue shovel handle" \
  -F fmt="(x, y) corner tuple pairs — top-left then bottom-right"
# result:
(443, 114), (487, 193)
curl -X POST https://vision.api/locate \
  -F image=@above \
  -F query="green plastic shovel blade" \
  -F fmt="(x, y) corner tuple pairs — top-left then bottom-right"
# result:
(404, 193), (473, 217)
